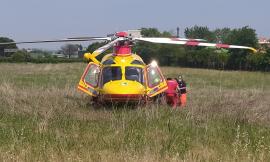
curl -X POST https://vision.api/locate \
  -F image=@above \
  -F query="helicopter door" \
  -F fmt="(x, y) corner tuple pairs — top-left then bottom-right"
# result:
(145, 64), (168, 97)
(78, 62), (100, 96)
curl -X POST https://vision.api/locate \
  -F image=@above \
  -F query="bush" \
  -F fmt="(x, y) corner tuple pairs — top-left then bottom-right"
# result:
(0, 52), (85, 64)
(11, 51), (31, 62)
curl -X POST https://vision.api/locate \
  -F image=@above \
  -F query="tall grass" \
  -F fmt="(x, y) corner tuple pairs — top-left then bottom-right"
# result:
(0, 63), (270, 161)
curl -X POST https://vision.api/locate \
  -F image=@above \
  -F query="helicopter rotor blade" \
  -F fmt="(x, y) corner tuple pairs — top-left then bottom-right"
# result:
(135, 37), (257, 52)
(92, 37), (124, 56)
(169, 38), (207, 42)
(0, 37), (111, 46)
(67, 37), (111, 41)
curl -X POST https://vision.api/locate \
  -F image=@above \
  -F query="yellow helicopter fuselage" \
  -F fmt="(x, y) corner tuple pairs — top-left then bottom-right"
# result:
(78, 53), (168, 102)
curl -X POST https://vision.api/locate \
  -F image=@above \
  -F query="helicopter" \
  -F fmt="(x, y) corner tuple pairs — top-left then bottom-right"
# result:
(0, 30), (257, 105)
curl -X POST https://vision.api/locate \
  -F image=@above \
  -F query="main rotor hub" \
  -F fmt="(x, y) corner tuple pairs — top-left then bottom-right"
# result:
(113, 40), (132, 56)
(115, 32), (128, 37)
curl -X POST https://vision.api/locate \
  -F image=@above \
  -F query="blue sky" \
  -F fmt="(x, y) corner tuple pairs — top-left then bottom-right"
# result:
(0, 0), (269, 49)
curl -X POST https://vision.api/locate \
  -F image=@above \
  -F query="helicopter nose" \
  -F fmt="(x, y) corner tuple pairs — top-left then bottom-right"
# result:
(101, 80), (145, 101)
(101, 80), (145, 95)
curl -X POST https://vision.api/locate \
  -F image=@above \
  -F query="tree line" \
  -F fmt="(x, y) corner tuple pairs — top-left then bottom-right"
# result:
(0, 41), (84, 63)
(135, 27), (269, 71)
(88, 26), (270, 71)
(1, 26), (270, 71)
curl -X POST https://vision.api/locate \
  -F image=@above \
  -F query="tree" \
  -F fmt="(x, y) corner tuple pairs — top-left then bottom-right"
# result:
(225, 26), (258, 48)
(11, 50), (31, 62)
(87, 41), (107, 53)
(216, 49), (230, 68)
(262, 48), (270, 70)
(184, 26), (215, 42)
(141, 28), (162, 37)
(138, 28), (187, 66)
(225, 26), (258, 70)
(61, 44), (79, 58)
(213, 28), (231, 43)
(0, 37), (17, 57)
(134, 28), (165, 64)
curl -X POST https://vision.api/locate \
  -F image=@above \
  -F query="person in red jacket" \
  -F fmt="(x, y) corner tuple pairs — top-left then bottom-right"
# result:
(165, 78), (179, 108)
(175, 75), (187, 107)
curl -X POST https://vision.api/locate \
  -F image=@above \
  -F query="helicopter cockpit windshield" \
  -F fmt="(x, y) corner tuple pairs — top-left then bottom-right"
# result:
(102, 66), (144, 86)
(102, 66), (122, 85)
(125, 67), (144, 84)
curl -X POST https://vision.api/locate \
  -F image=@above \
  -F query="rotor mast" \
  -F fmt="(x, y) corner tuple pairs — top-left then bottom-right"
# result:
(113, 32), (132, 55)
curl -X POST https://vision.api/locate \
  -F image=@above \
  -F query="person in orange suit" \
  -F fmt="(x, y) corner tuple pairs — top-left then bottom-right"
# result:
(165, 78), (179, 108)
(175, 75), (187, 107)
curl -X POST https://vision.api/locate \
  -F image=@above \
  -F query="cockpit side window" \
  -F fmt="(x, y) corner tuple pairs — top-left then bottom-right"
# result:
(125, 67), (144, 84)
(84, 64), (100, 87)
(102, 66), (122, 85)
(147, 66), (163, 87)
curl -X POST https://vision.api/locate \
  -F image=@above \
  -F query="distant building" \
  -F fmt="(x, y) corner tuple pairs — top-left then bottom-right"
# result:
(0, 48), (18, 57)
(259, 37), (270, 44)
(51, 53), (65, 58)
(258, 37), (270, 53)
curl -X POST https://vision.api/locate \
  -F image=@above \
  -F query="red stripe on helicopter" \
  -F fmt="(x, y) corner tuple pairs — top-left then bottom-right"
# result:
(78, 85), (98, 96)
(77, 86), (89, 94)
(148, 85), (168, 97)
(185, 41), (200, 46)
(216, 44), (230, 48)
(103, 94), (142, 98)
(103, 94), (143, 101)
(78, 85), (89, 91)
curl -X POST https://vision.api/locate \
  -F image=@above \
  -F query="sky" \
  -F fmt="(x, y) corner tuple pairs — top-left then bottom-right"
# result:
(0, 0), (269, 50)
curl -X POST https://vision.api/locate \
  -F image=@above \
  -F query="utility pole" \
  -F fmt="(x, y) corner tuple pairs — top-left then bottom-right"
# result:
(177, 27), (180, 38)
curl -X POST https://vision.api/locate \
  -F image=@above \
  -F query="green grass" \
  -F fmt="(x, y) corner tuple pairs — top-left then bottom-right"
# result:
(0, 63), (270, 161)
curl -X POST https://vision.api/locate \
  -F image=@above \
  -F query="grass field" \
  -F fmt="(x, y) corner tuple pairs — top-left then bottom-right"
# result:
(0, 63), (270, 161)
